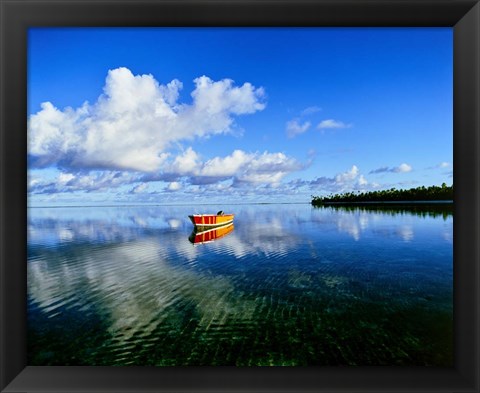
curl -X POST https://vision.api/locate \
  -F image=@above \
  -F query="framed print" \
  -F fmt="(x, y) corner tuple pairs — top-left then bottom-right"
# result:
(1, 0), (479, 392)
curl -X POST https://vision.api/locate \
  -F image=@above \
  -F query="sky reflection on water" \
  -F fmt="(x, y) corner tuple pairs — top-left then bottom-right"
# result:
(28, 204), (453, 366)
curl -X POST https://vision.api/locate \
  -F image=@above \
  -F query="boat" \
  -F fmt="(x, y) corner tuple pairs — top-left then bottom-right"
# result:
(188, 211), (234, 229)
(188, 223), (234, 245)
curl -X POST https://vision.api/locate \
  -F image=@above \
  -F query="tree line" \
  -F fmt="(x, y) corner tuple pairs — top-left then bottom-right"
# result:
(311, 183), (453, 205)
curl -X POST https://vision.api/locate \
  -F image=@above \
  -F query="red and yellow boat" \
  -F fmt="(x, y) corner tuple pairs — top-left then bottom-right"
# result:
(189, 223), (234, 245)
(188, 211), (234, 229)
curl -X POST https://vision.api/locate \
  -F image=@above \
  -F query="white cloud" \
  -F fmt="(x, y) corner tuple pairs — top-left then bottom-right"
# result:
(300, 106), (322, 116)
(196, 150), (302, 185)
(27, 68), (312, 197)
(309, 165), (360, 192)
(200, 150), (250, 177)
(286, 120), (311, 138)
(28, 67), (266, 173)
(370, 163), (413, 174)
(29, 148), (303, 195)
(426, 162), (452, 171)
(306, 165), (381, 194)
(131, 183), (148, 194)
(158, 79), (183, 106)
(28, 177), (41, 188)
(394, 163), (412, 173)
(317, 119), (352, 130)
(29, 171), (139, 194)
(357, 174), (368, 186)
(58, 173), (75, 184)
(166, 182), (181, 191)
(335, 165), (359, 183)
(192, 76), (265, 115)
(167, 147), (200, 176)
(234, 151), (302, 184)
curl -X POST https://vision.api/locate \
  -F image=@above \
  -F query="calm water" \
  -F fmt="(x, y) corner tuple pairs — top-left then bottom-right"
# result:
(27, 203), (453, 366)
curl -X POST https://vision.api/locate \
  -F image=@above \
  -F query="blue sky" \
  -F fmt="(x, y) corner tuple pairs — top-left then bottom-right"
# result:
(28, 28), (453, 206)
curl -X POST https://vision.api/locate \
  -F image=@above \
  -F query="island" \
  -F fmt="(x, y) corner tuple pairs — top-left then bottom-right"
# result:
(311, 183), (453, 206)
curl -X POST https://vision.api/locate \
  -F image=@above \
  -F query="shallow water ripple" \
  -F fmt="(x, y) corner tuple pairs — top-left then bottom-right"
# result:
(28, 204), (453, 366)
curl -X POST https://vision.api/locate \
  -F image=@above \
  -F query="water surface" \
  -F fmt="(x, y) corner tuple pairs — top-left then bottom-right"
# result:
(27, 203), (453, 366)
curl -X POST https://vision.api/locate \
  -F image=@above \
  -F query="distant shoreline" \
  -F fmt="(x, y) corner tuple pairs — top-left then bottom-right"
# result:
(311, 185), (453, 206)
(319, 200), (453, 206)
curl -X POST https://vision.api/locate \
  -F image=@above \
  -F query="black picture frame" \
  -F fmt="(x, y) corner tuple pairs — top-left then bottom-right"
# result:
(1, 1), (479, 392)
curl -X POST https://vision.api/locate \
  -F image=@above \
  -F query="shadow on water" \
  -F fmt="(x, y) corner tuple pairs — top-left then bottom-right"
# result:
(314, 202), (453, 220)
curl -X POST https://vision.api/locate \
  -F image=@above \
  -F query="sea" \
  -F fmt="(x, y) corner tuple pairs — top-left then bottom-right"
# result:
(27, 203), (453, 366)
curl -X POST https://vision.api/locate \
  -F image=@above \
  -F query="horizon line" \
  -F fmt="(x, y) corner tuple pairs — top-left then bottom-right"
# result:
(27, 201), (312, 208)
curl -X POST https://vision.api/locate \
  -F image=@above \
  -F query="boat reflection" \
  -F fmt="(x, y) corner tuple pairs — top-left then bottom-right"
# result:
(189, 223), (234, 245)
